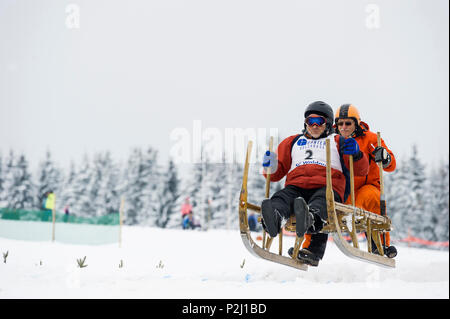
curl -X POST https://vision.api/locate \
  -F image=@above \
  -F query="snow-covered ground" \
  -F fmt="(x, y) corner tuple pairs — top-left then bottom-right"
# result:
(0, 225), (448, 299)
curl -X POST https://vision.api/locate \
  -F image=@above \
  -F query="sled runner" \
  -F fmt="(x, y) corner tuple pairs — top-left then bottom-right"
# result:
(238, 138), (395, 270)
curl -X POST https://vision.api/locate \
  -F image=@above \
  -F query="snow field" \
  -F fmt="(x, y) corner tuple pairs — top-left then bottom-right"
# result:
(0, 226), (448, 299)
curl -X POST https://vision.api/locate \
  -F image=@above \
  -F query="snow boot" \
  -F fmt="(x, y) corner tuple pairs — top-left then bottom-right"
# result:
(293, 197), (314, 237)
(288, 247), (320, 267)
(373, 245), (397, 258)
(261, 199), (284, 238)
(297, 248), (321, 266)
(385, 245), (398, 258)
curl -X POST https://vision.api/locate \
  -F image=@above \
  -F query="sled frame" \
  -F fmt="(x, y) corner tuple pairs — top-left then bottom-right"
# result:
(239, 141), (308, 271)
(238, 139), (395, 270)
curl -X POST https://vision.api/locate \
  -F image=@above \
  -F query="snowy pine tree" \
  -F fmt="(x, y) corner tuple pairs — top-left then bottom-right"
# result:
(407, 145), (432, 240)
(36, 150), (62, 210)
(140, 147), (161, 226)
(122, 148), (144, 225)
(157, 159), (181, 228)
(0, 152), (4, 207)
(247, 163), (267, 206)
(91, 151), (121, 216)
(383, 159), (411, 239)
(122, 147), (160, 226)
(58, 161), (77, 213)
(223, 162), (236, 230)
(70, 155), (93, 217)
(385, 146), (447, 244)
(230, 161), (245, 229)
(2, 151), (35, 210)
(428, 159), (449, 243)
(203, 159), (229, 229)
(187, 161), (207, 228)
(223, 161), (243, 230)
(87, 153), (103, 216)
(386, 146), (428, 239)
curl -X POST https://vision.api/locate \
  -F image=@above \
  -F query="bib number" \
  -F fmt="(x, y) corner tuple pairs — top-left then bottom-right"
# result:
(304, 150), (313, 160)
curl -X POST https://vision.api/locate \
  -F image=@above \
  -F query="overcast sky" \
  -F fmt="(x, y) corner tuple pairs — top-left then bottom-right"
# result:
(0, 0), (448, 172)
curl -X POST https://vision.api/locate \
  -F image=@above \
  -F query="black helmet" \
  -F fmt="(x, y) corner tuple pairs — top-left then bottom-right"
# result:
(303, 101), (334, 137)
(304, 101), (334, 124)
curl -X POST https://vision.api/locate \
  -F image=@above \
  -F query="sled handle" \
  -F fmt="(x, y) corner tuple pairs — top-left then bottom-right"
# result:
(377, 132), (386, 217)
(377, 132), (387, 255)
(377, 132), (385, 198)
(263, 136), (274, 250)
(349, 155), (359, 249)
(325, 139), (335, 220)
(349, 156), (355, 206)
(265, 136), (274, 199)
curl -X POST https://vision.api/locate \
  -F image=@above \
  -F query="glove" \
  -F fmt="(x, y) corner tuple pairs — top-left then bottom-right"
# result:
(262, 151), (278, 172)
(372, 146), (391, 168)
(341, 138), (360, 155)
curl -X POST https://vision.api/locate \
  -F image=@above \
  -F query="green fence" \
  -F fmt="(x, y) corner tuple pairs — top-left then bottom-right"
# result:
(0, 208), (119, 225)
(0, 209), (120, 245)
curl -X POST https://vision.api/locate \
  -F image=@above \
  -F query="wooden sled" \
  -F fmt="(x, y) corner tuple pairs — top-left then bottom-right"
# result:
(238, 138), (396, 270)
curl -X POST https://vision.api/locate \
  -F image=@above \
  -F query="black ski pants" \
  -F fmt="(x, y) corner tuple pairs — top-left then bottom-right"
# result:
(269, 184), (342, 259)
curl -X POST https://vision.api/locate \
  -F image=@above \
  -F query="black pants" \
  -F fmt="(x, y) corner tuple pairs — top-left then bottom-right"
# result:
(269, 185), (342, 259)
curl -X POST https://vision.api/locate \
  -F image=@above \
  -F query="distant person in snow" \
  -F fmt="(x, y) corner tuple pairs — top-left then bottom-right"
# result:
(182, 211), (201, 230)
(302, 104), (397, 259)
(41, 191), (55, 222)
(63, 205), (70, 223)
(180, 197), (193, 228)
(261, 101), (369, 266)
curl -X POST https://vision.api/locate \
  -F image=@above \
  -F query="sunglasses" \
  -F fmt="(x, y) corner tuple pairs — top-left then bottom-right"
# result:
(337, 121), (354, 127)
(305, 116), (326, 127)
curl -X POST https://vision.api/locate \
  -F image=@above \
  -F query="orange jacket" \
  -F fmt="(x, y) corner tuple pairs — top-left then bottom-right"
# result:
(264, 134), (369, 201)
(350, 121), (396, 191)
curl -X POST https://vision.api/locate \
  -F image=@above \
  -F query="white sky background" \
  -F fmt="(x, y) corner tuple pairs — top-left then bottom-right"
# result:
(0, 0), (448, 172)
